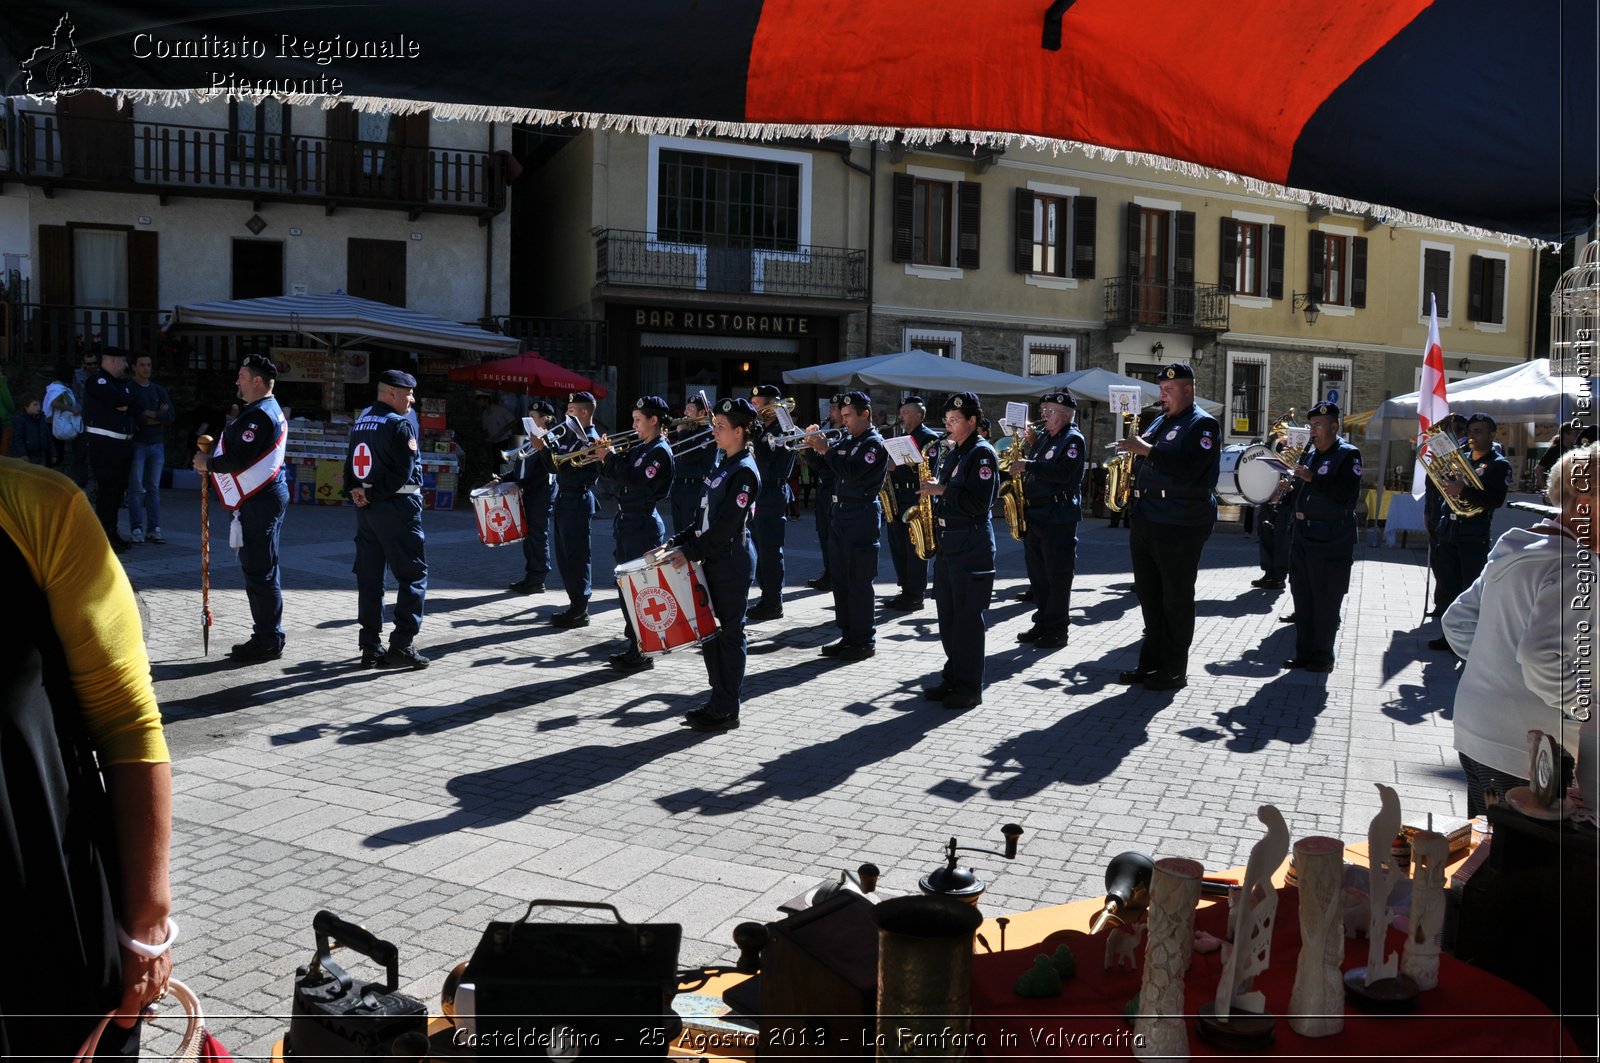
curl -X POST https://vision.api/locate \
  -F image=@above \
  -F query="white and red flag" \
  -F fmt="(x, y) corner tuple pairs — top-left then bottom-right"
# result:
(1412, 293), (1450, 499)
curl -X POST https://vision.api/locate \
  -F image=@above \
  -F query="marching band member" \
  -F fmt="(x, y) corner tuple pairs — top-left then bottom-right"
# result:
(1251, 424), (1293, 591)
(806, 389), (888, 661)
(1426, 412), (1512, 651)
(343, 369), (429, 670)
(920, 392), (1000, 710)
(531, 391), (601, 628)
(669, 394), (715, 535)
(671, 397), (762, 733)
(1116, 362), (1221, 692)
(507, 397), (558, 595)
(748, 385), (797, 621)
(1281, 401), (1362, 672)
(596, 396), (674, 673)
(884, 396), (941, 612)
(799, 395), (845, 589)
(1013, 390), (1085, 649)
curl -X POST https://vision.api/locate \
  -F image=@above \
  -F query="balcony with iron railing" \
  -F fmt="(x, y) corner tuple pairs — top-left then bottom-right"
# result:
(11, 111), (507, 217)
(595, 229), (868, 304)
(481, 315), (608, 372)
(1104, 275), (1231, 334)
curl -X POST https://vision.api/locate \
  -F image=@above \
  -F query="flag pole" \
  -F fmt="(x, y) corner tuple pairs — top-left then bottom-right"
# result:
(196, 433), (214, 655)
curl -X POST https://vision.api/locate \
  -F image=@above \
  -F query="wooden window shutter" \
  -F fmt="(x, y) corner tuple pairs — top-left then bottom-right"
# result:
(38, 225), (72, 305)
(1351, 236), (1368, 308)
(891, 173), (914, 263)
(956, 181), (981, 270)
(1267, 224), (1285, 300)
(1014, 188), (1035, 273)
(1174, 210), (1196, 286)
(227, 99), (242, 163)
(399, 110), (430, 148)
(128, 231), (159, 310)
(1467, 254), (1485, 320)
(1423, 248), (1450, 317)
(1218, 217), (1239, 294)
(1307, 230), (1326, 303)
(1124, 202), (1141, 278)
(1488, 258), (1507, 324)
(1071, 196), (1097, 279)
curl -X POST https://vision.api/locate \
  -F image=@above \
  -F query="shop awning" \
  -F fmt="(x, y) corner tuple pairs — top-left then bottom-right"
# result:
(640, 333), (799, 354)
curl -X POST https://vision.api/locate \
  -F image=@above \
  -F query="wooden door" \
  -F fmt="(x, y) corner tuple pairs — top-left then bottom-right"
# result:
(1136, 208), (1169, 325)
(347, 238), (406, 306)
(58, 93), (132, 182)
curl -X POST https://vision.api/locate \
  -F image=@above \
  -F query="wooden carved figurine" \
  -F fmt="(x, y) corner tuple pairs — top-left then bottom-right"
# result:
(1105, 920), (1145, 971)
(1362, 783), (1405, 985)
(1401, 830), (1448, 991)
(1288, 836), (1345, 1037)
(1134, 857), (1204, 1061)
(1213, 805), (1290, 1017)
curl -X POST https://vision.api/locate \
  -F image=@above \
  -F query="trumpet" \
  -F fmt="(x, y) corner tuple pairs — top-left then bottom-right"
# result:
(553, 433), (637, 467)
(765, 425), (849, 449)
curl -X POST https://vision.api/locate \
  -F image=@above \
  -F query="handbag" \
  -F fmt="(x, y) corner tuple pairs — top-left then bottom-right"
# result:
(52, 406), (84, 441)
(465, 899), (683, 1058)
(73, 978), (233, 1062)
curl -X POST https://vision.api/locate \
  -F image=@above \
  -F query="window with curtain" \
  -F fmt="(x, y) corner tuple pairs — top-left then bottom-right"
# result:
(72, 228), (128, 346)
(359, 111), (393, 176)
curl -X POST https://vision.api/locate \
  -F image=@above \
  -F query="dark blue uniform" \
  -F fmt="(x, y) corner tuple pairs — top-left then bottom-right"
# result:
(511, 443), (553, 587)
(933, 434), (1000, 699)
(822, 427), (889, 648)
(672, 449), (760, 722)
(345, 401), (427, 652)
(1432, 443), (1512, 613)
(603, 435), (673, 644)
(1021, 424), (1086, 640)
(1256, 493), (1292, 584)
(82, 366), (134, 543)
(669, 422), (717, 535)
(1286, 438), (1363, 667)
(886, 423), (942, 603)
(802, 446), (836, 582)
(209, 395), (289, 650)
(750, 427), (797, 612)
(1128, 405), (1221, 683)
(540, 418), (602, 610)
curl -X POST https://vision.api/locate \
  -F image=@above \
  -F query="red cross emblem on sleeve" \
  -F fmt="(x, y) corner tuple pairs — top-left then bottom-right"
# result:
(351, 442), (374, 479)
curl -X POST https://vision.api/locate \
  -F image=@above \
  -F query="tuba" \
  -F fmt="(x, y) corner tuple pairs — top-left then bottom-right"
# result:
(904, 448), (938, 560)
(1418, 427), (1485, 517)
(998, 426), (1027, 541)
(1103, 412), (1137, 514)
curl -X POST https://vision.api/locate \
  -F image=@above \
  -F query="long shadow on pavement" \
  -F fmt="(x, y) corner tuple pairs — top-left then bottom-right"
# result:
(1203, 625), (1297, 679)
(1380, 654), (1462, 726)
(158, 659), (392, 720)
(1180, 671), (1332, 753)
(977, 686), (1172, 798)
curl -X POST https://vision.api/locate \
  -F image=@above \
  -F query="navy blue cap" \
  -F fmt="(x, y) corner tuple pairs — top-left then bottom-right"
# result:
(1307, 401), (1341, 419)
(529, 398), (557, 416)
(943, 391), (982, 415)
(900, 395), (926, 408)
(715, 396), (758, 427)
(838, 389), (871, 411)
(633, 394), (670, 417)
(1467, 412), (1497, 431)
(1040, 390), (1076, 408)
(567, 390), (596, 406)
(751, 384), (783, 400)
(240, 352), (277, 379)
(378, 368), (416, 388)
(1158, 362), (1195, 381)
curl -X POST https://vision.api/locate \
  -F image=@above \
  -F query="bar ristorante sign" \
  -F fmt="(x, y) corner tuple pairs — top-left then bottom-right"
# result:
(633, 308), (813, 335)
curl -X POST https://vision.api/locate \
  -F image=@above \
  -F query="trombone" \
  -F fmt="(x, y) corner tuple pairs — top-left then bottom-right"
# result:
(765, 425), (849, 449)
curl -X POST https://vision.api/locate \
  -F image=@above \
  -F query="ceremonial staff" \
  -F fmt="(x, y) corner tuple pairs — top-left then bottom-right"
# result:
(197, 433), (214, 655)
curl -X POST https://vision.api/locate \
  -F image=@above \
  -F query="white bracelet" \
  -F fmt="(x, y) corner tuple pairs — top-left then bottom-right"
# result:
(118, 916), (179, 959)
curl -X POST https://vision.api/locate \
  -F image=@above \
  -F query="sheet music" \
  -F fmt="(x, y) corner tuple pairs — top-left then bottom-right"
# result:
(1253, 456), (1292, 474)
(1003, 401), (1031, 431)
(1108, 385), (1143, 417)
(881, 434), (924, 467)
(775, 406), (796, 433)
(522, 416), (548, 439)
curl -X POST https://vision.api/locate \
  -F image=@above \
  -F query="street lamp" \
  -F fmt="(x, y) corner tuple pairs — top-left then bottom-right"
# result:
(1291, 291), (1321, 326)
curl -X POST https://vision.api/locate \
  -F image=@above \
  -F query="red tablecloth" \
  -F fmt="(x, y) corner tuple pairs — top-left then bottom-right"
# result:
(970, 888), (1578, 1059)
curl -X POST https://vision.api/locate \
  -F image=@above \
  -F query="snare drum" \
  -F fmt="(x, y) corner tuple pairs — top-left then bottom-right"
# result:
(1216, 443), (1281, 506)
(615, 547), (719, 655)
(470, 481), (526, 547)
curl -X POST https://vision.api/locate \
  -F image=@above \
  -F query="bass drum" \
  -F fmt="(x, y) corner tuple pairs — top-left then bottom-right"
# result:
(1216, 443), (1281, 505)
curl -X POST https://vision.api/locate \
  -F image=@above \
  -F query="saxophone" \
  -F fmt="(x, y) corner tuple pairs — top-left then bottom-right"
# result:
(904, 449), (938, 560)
(1103, 412), (1137, 514)
(999, 427), (1028, 541)
(1418, 427), (1486, 517)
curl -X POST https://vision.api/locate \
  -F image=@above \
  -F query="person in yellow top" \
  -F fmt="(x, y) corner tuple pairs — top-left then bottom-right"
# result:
(0, 457), (174, 1059)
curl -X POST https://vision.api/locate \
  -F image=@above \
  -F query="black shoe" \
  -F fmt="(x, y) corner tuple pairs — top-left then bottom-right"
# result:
(884, 595), (924, 612)
(1279, 614), (1297, 624)
(1017, 589), (1035, 602)
(550, 606), (591, 629)
(1304, 660), (1333, 673)
(820, 640), (849, 657)
(230, 639), (283, 663)
(359, 647), (384, 668)
(837, 643), (876, 661)
(508, 578), (546, 595)
(747, 603), (784, 621)
(608, 650), (654, 673)
(378, 645), (429, 670)
(1250, 577), (1286, 589)
(805, 574), (832, 590)
(1117, 669), (1148, 685)
(1033, 630), (1070, 649)
(1016, 627), (1042, 643)
(686, 711), (740, 733)
(1283, 657), (1311, 670)
(924, 683), (953, 701)
(943, 691), (983, 710)
(1427, 636), (1451, 651)
(1143, 674), (1188, 692)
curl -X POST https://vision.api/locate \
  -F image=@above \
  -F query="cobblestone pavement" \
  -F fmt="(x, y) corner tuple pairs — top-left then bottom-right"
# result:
(118, 490), (1482, 1055)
